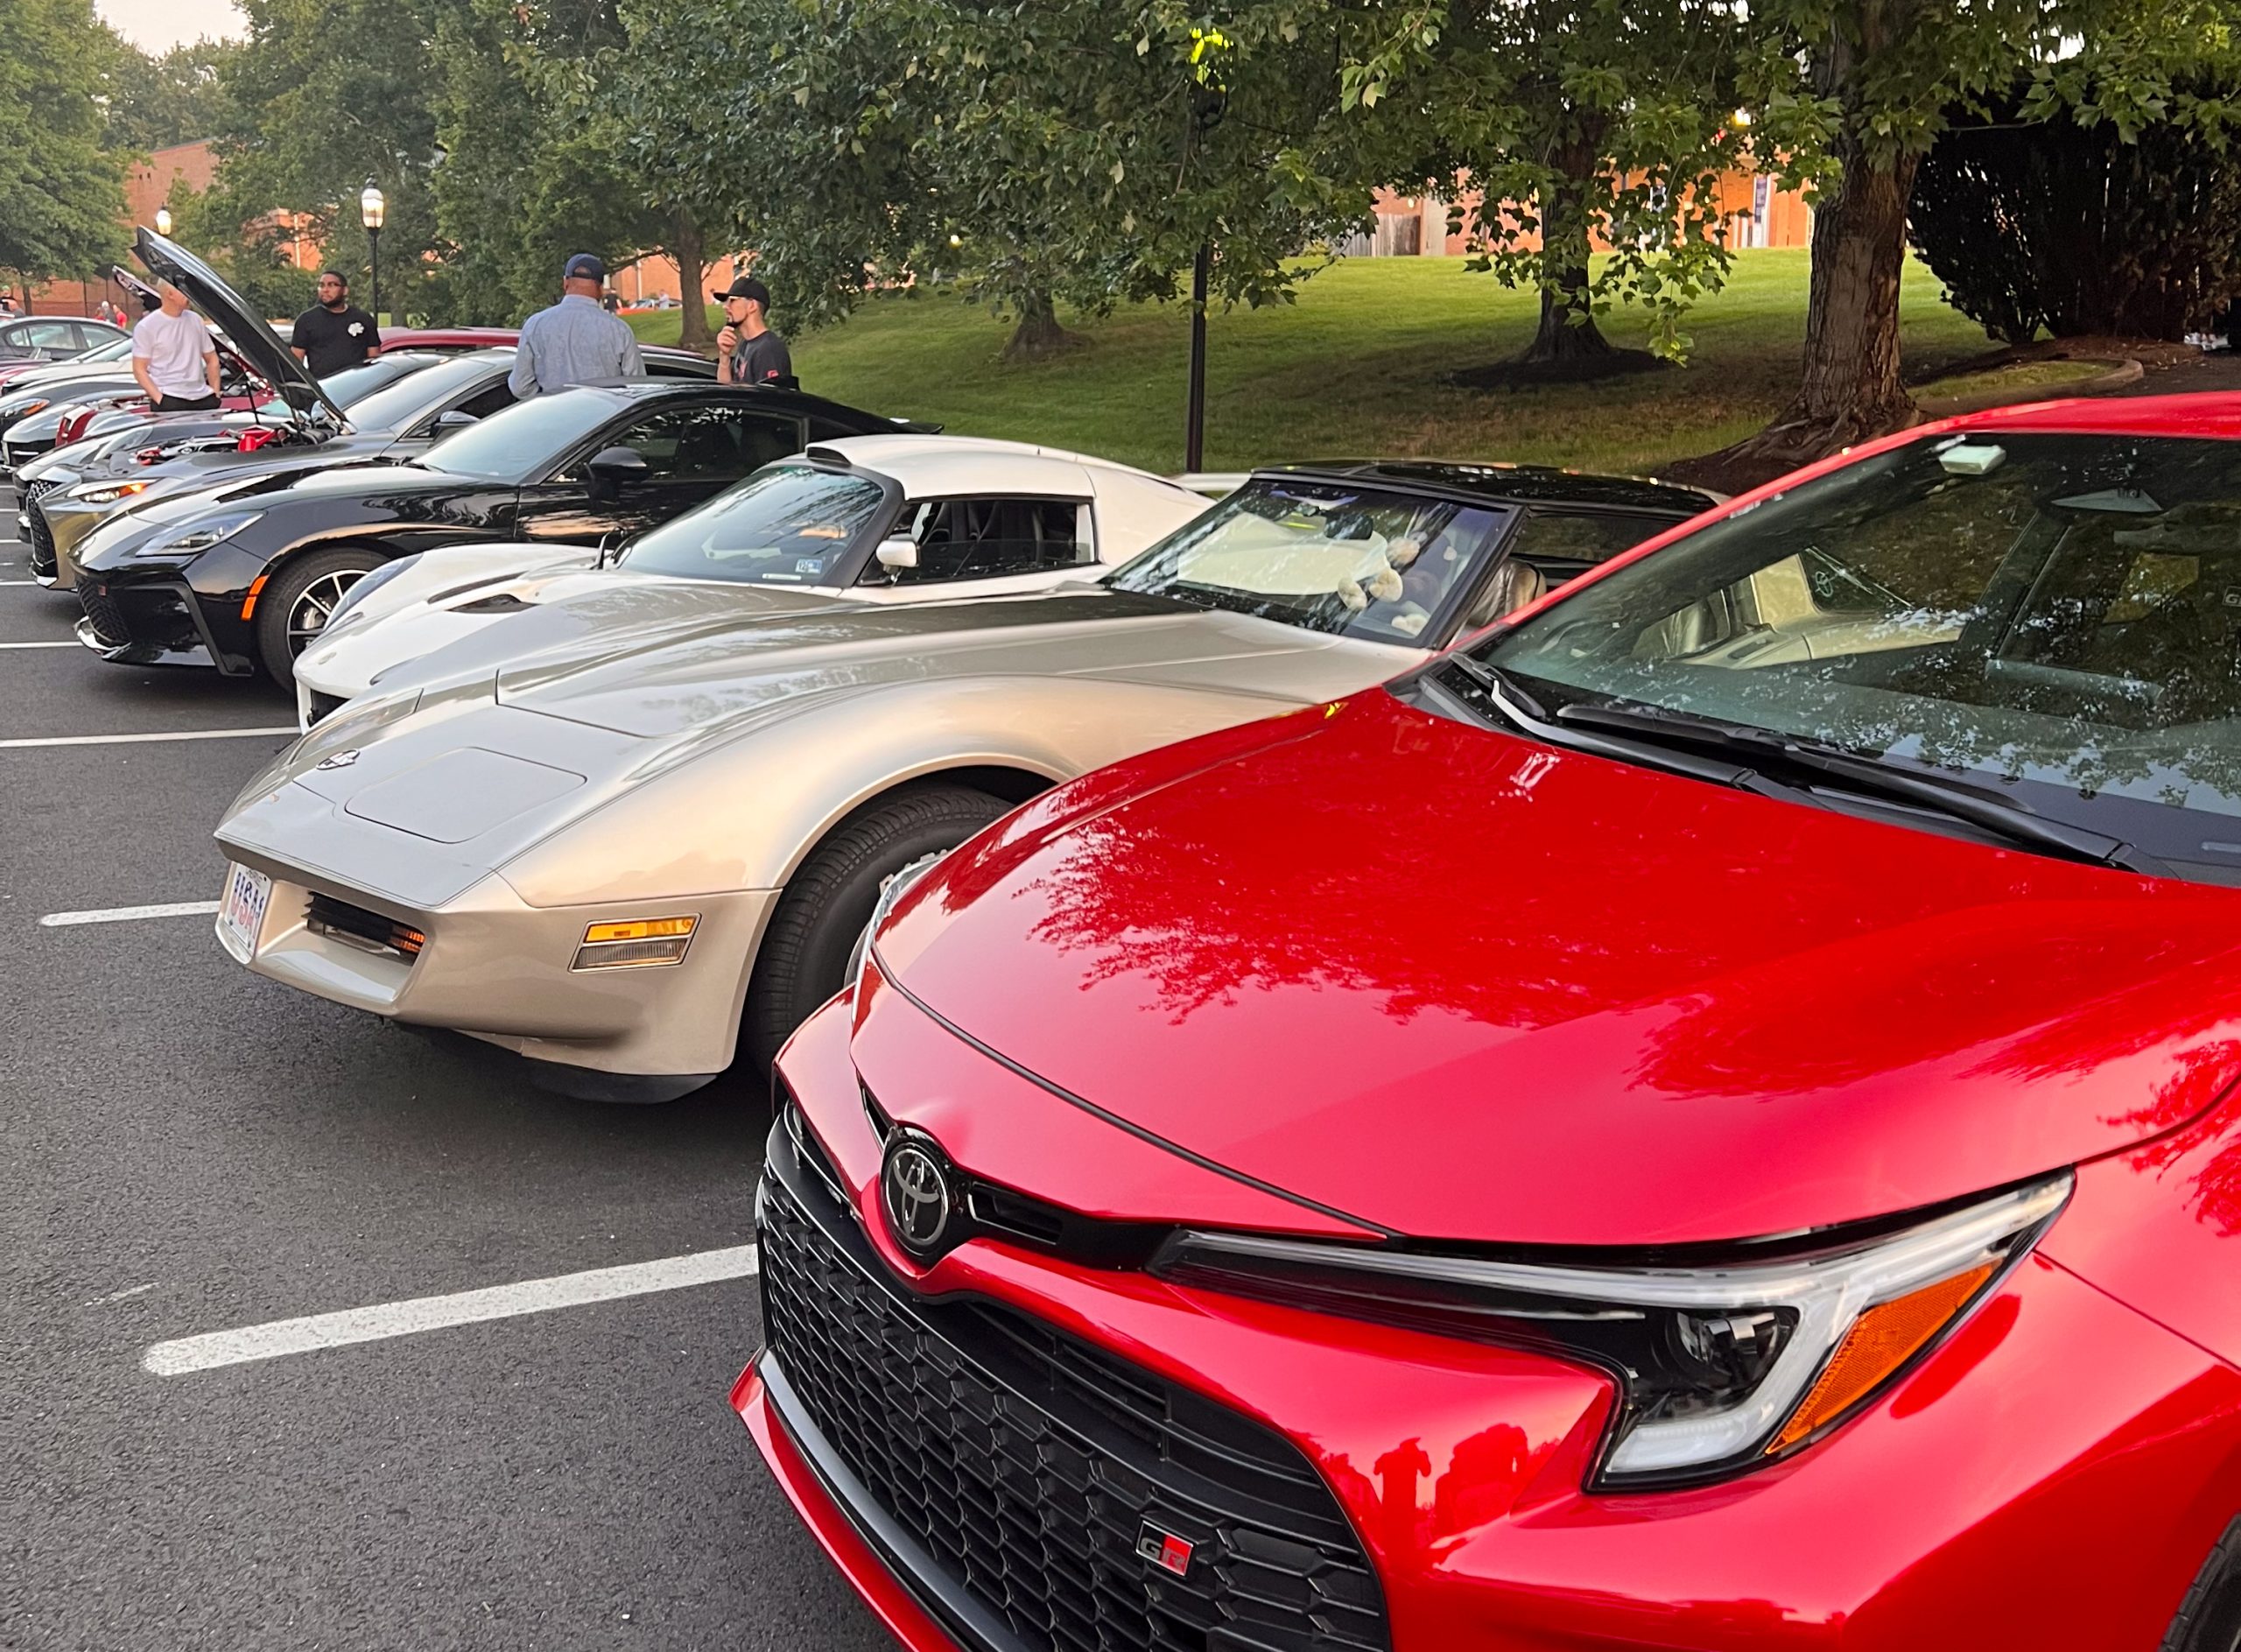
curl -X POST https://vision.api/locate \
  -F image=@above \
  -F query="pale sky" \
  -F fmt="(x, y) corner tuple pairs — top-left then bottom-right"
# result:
(97, 0), (244, 53)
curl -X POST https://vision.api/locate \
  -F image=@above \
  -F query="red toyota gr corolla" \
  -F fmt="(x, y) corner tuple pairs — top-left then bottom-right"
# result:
(737, 397), (2241, 1650)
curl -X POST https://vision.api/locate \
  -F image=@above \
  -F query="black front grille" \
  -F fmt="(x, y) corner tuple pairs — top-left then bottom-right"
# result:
(305, 891), (423, 960)
(304, 689), (345, 727)
(24, 482), (56, 579)
(759, 1124), (1389, 1652)
(74, 581), (125, 646)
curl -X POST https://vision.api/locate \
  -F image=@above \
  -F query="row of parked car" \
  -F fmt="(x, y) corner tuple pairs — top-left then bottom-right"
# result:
(20, 228), (2241, 1647)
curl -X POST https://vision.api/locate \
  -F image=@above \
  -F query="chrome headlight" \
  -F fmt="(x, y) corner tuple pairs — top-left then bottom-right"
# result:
(66, 478), (152, 506)
(1153, 1175), (2069, 1487)
(130, 510), (263, 561)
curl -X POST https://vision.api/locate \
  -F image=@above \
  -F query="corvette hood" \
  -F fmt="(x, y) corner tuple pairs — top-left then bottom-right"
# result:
(876, 690), (2241, 1247)
(376, 586), (1368, 740)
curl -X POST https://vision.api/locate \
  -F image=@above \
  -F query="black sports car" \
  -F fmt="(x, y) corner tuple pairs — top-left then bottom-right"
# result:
(73, 376), (925, 686)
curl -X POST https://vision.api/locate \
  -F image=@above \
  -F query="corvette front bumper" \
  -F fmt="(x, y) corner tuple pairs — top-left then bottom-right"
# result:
(214, 847), (779, 1094)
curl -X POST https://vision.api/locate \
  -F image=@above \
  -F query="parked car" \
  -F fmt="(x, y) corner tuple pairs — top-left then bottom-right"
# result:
(0, 335), (272, 473)
(0, 323), (130, 392)
(73, 373), (925, 685)
(22, 232), (710, 591)
(746, 392), (2241, 1652)
(288, 433), (1220, 728)
(45, 327), (523, 457)
(207, 461), (1712, 1098)
(0, 313), (126, 364)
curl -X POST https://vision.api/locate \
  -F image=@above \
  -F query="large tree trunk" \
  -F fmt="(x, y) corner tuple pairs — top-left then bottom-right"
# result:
(1515, 126), (1612, 363)
(672, 211), (713, 353)
(1001, 289), (1081, 361)
(1729, 6), (1924, 471)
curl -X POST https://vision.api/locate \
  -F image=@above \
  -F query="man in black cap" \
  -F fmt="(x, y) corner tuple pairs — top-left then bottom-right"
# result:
(291, 271), (382, 376)
(713, 275), (792, 386)
(509, 252), (645, 397)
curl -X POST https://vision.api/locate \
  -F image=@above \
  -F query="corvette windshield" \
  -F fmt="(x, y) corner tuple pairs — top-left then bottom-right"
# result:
(1107, 479), (1508, 643)
(418, 386), (614, 482)
(320, 357), (426, 406)
(623, 462), (889, 584)
(341, 353), (501, 434)
(1481, 432), (2241, 878)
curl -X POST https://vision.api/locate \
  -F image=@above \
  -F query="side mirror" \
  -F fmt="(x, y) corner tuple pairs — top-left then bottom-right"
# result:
(587, 445), (650, 489)
(432, 409), (478, 431)
(875, 536), (919, 571)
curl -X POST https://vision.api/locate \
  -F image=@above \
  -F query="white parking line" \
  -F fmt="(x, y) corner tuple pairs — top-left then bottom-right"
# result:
(143, 1244), (762, 1375)
(0, 726), (295, 749)
(0, 639), (74, 649)
(39, 901), (218, 927)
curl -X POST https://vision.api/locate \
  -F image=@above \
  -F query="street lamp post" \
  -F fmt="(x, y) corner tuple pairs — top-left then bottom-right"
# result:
(154, 207), (172, 238)
(360, 179), (386, 324)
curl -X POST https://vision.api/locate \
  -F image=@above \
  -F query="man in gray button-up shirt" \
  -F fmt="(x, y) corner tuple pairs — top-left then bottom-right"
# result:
(509, 253), (645, 397)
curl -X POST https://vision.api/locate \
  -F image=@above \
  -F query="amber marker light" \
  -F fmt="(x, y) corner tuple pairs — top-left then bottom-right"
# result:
(1768, 1262), (1998, 1452)
(573, 915), (698, 970)
(240, 573), (270, 621)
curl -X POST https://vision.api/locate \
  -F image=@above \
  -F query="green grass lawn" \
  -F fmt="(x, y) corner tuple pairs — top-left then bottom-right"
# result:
(632, 250), (1998, 475)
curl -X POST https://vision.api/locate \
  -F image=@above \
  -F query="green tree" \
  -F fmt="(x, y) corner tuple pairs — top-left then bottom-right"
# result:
(428, 0), (701, 333)
(203, 0), (455, 320)
(600, 0), (1376, 353)
(106, 37), (243, 151)
(1730, 0), (2241, 468)
(1350, 0), (1812, 368)
(0, 0), (127, 283)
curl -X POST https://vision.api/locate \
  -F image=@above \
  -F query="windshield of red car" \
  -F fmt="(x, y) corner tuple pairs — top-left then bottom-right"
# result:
(1480, 431), (2241, 876)
(1106, 479), (1510, 645)
(622, 462), (890, 583)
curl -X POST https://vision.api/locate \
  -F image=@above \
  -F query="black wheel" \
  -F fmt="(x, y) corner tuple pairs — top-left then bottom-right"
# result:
(254, 547), (387, 685)
(2167, 1517), (2241, 1652)
(742, 784), (1009, 1069)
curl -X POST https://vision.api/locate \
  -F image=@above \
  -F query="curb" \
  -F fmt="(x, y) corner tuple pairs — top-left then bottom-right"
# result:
(1913, 356), (2143, 416)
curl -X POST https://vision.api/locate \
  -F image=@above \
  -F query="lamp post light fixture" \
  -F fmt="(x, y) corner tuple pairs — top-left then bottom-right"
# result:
(360, 178), (386, 323)
(154, 207), (172, 237)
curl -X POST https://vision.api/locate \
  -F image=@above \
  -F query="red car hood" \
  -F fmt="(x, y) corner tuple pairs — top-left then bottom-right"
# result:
(875, 691), (2241, 1246)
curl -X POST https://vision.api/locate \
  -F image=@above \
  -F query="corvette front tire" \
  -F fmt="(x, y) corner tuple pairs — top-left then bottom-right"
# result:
(744, 783), (1011, 1071)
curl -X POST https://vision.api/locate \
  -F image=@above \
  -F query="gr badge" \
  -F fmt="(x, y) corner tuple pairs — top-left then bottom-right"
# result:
(1136, 1522), (1194, 1578)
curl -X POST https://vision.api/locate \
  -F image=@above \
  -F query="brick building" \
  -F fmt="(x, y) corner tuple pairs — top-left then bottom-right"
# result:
(25, 141), (224, 316)
(1355, 166), (1813, 258)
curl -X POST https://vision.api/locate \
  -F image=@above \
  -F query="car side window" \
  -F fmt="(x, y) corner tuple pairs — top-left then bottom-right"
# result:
(446, 381), (516, 425)
(874, 497), (1090, 585)
(587, 403), (804, 483)
(24, 320), (81, 357)
(0, 324), (31, 359)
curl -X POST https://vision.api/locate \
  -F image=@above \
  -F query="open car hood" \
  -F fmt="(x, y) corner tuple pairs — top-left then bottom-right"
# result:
(135, 226), (344, 429)
(875, 689), (2241, 1247)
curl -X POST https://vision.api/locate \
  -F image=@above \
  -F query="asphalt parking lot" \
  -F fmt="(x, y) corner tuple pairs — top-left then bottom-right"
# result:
(0, 488), (892, 1649)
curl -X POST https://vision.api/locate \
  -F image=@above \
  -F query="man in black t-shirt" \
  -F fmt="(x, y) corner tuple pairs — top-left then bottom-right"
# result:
(712, 275), (792, 386)
(291, 271), (382, 376)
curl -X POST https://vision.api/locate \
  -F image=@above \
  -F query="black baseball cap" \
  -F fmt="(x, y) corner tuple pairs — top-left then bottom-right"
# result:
(713, 275), (771, 306)
(564, 252), (607, 283)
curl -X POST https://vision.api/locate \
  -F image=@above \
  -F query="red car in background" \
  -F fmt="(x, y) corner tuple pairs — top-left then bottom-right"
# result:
(743, 396), (2241, 1649)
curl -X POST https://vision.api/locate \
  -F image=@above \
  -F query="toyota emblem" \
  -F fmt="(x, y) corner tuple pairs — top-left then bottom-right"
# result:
(881, 1137), (954, 1260)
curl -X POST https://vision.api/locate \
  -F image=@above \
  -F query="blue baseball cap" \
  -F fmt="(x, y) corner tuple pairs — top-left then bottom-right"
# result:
(564, 252), (607, 283)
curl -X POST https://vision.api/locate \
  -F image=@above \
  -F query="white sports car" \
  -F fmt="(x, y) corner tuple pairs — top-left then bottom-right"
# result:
(291, 434), (1215, 728)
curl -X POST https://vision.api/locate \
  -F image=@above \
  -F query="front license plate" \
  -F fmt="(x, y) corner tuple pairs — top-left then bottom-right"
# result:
(219, 863), (272, 955)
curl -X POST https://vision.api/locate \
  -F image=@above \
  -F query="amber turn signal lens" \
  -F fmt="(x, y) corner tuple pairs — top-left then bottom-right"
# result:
(583, 916), (697, 944)
(1769, 1262), (1999, 1452)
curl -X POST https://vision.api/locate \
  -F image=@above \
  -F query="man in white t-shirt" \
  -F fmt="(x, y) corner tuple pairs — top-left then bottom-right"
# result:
(132, 281), (221, 411)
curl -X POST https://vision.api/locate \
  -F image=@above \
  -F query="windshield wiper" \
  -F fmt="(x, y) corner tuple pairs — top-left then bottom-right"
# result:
(1436, 652), (1550, 721)
(1552, 700), (2173, 876)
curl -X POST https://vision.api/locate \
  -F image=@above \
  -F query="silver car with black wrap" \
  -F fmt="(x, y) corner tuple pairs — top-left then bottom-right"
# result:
(213, 462), (1715, 1099)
